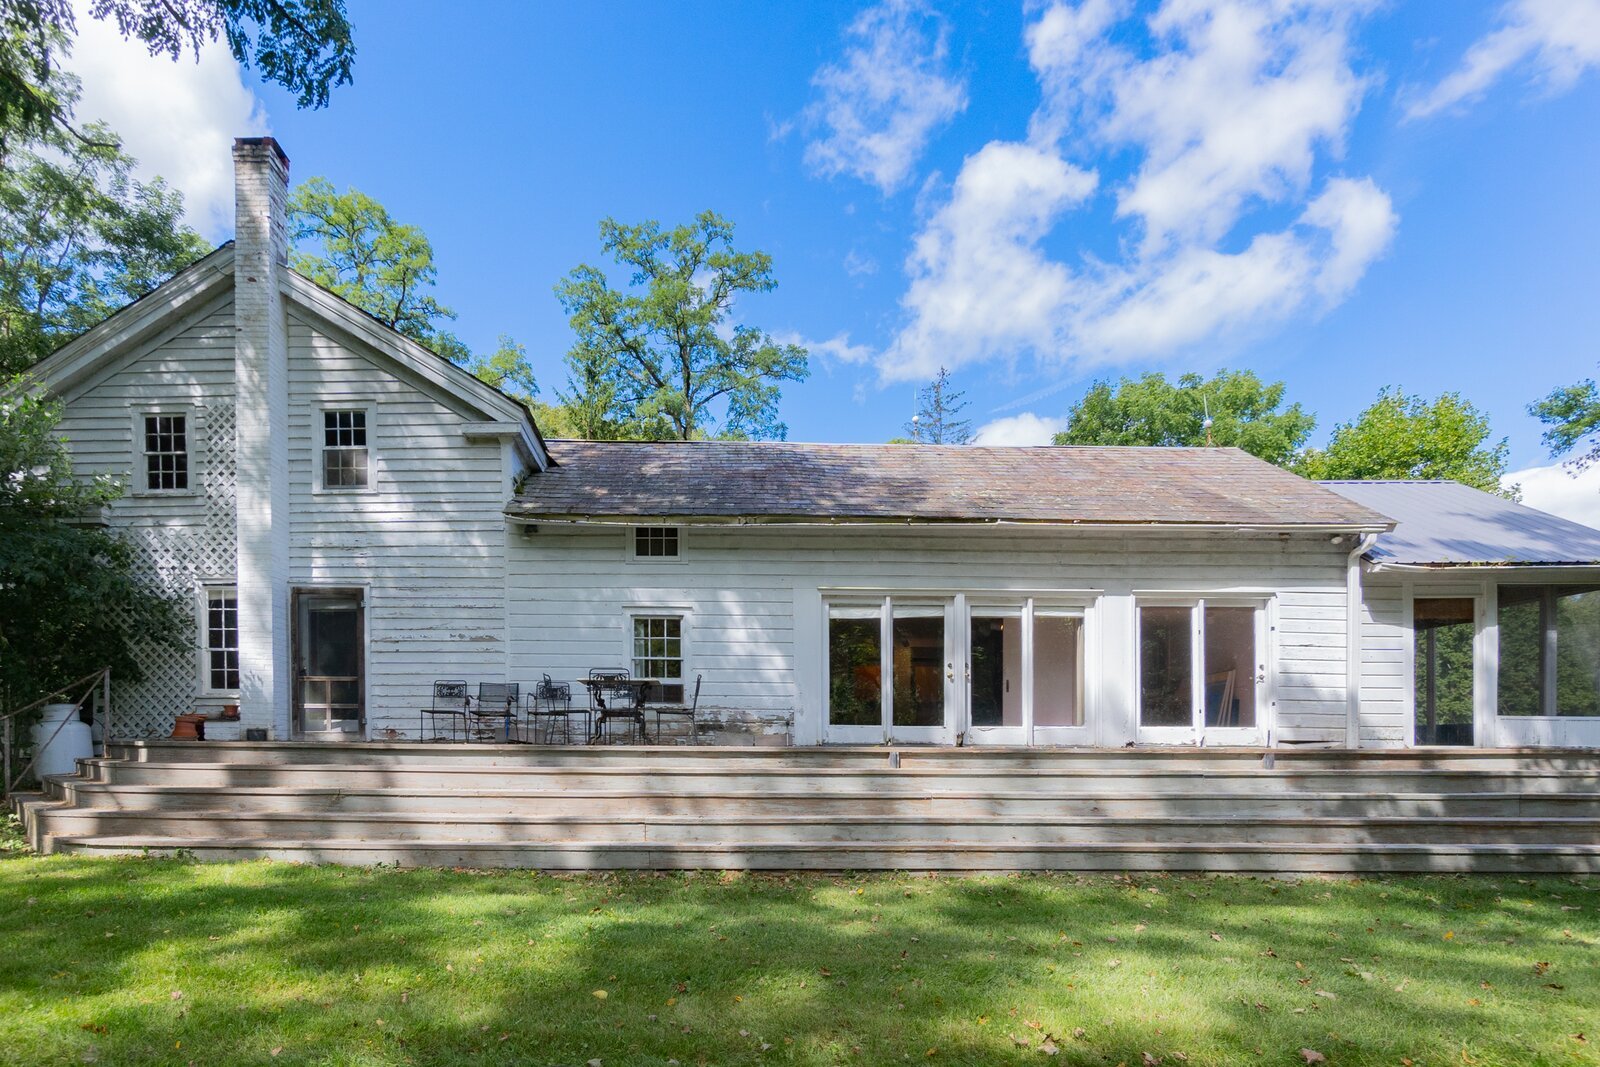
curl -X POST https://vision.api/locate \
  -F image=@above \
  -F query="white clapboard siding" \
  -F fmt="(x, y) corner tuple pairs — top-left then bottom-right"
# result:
(505, 524), (1353, 744)
(285, 313), (511, 729)
(52, 301), (241, 731)
(1357, 576), (1410, 747)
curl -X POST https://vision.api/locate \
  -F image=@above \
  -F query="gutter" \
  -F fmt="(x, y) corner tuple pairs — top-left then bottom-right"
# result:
(1345, 532), (1380, 749)
(503, 513), (1392, 535)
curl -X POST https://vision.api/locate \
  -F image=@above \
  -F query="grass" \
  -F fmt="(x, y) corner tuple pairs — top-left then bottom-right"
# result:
(0, 842), (1596, 1066)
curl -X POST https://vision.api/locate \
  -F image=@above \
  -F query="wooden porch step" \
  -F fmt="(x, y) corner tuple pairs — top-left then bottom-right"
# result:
(40, 778), (1600, 818)
(45, 835), (1600, 874)
(33, 808), (1600, 846)
(75, 759), (1600, 795)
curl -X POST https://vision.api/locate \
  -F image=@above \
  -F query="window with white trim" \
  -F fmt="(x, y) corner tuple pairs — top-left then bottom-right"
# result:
(321, 409), (370, 489)
(204, 587), (240, 691)
(633, 526), (680, 559)
(631, 614), (684, 702)
(142, 413), (189, 491)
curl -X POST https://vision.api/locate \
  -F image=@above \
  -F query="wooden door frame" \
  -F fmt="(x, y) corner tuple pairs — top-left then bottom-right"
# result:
(289, 585), (368, 739)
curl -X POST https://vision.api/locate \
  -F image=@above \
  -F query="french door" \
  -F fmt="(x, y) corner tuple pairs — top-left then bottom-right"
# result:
(825, 596), (956, 744)
(965, 599), (1089, 745)
(1137, 599), (1266, 746)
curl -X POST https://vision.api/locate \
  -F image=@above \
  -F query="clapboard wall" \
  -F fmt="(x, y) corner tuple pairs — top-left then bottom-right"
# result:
(283, 312), (514, 732)
(503, 523), (1356, 747)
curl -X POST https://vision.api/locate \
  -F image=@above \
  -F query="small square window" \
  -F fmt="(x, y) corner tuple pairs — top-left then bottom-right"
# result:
(634, 527), (680, 558)
(321, 409), (370, 489)
(142, 414), (189, 491)
(205, 588), (240, 691)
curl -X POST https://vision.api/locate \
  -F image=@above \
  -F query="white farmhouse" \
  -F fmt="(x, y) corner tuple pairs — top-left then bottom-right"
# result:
(26, 138), (1600, 754)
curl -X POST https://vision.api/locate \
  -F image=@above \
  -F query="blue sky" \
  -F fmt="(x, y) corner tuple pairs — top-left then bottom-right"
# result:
(70, 0), (1600, 511)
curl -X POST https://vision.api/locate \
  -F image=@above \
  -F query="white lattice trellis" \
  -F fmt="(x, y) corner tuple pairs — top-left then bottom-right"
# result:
(111, 397), (238, 737)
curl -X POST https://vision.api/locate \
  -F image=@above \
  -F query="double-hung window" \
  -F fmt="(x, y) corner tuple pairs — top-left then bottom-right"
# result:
(321, 409), (370, 489)
(631, 614), (685, 703)
(142, 413), (189, 491)
(204, 587), (240, 692)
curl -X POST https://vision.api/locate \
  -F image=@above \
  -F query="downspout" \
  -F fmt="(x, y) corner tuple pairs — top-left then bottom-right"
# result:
(1345, 533), (1380, 749)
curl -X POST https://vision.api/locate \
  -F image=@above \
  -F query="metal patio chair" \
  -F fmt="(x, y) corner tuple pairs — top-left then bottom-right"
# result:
(420, 680), (469, 741)
(470, 681), (522, 742)
(588, 669), (646, 744)
(529, 673), (582, 744)
(653, 674), (703, 745)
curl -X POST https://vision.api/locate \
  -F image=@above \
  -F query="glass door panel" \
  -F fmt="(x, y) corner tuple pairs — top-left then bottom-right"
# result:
(892, 603), (947, 734)
(828, 603), (883, 733)
(1203, 606), (1256, 729)
(1139, 606), (1194, 737)
(1201, 605), (1260, 743)
(968, 610), (1022, 730)
(1033, 613), (1084, 728)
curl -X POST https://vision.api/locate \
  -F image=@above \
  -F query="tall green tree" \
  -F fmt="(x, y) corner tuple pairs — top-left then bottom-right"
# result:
(1052, 370), (1315, 467)
(0, 386), (186, 715)
(1530, 370), (1600, 471)
(1295, 388), (1514, 496)
(0, 109), (210, 376)
(1, 0), (353, 156)
(556, 212), (810, 441)
(906, 366), (972, 444)
(286, 177), (538, 400)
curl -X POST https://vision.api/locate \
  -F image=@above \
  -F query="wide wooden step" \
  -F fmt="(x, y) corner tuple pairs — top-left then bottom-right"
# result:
(40, 778), (1600, 819)
(33, 808), (1600, 846)
(102, 740), (1600, 773)
(45, 835), (1600, 874)
(74, 760), (1600, 797)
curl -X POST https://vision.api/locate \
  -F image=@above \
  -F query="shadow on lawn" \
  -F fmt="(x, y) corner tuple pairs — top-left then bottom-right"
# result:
(0, 860), (1595, 1066)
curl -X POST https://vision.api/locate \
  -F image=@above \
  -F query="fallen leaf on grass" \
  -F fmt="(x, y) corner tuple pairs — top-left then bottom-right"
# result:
(1142, 1053), (1161, 1066)
(1313, 990), (1336, 1000)
(592, 990), (608, 1000)
(1039, 1038), (1059, 1055)
(1209, 933), (1222, 942)
(1299, 1050), (1326, 1064)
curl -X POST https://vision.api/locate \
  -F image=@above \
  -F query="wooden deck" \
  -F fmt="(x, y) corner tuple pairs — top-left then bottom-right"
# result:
(11, 741), (1600, 873)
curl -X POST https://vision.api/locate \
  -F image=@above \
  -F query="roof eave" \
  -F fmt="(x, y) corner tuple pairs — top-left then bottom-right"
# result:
(504, 511), (1391, 533)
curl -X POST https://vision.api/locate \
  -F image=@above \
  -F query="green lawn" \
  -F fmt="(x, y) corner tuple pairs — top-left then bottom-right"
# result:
(1, 818), (1597, 1066)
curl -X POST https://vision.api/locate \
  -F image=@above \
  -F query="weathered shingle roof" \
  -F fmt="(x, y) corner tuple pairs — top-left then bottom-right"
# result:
(1320, 480), (1600, 566)
(507, 441), (1393, 528)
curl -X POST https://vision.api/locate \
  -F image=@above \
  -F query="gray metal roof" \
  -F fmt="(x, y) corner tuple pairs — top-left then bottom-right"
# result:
(508, 441), (1393, 528)
(1319, 480), (1600, 566)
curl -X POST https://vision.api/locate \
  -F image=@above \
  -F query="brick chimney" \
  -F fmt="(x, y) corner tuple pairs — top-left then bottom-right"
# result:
(232, 137), (292, 739)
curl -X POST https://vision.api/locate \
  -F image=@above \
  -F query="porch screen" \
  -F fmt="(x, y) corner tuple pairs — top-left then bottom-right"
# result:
(828, 604), (881, 726)
(1497, 585), (1600, 717)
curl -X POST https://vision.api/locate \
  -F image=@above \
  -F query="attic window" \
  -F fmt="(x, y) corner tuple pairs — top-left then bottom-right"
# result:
(142, 413), (189, 491)
(321, 409), (370, 489)
(634, 526), (680, 559)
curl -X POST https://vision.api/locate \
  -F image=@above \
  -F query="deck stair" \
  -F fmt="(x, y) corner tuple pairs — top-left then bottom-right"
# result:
(10, 741), (1600, 873)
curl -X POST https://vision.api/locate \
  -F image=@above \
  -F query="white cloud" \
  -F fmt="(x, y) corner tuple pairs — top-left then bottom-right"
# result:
(1505, 462), (1600, 529)
(1406, 0), (1600, 120)
(804, 0), (968, 194)
(879, 1), (1395, 382)
(65, 0), (269, 238)
(882, 141), (1097, 380)
(776, 331), (875, 367)
(973, 412), (1067, 446)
